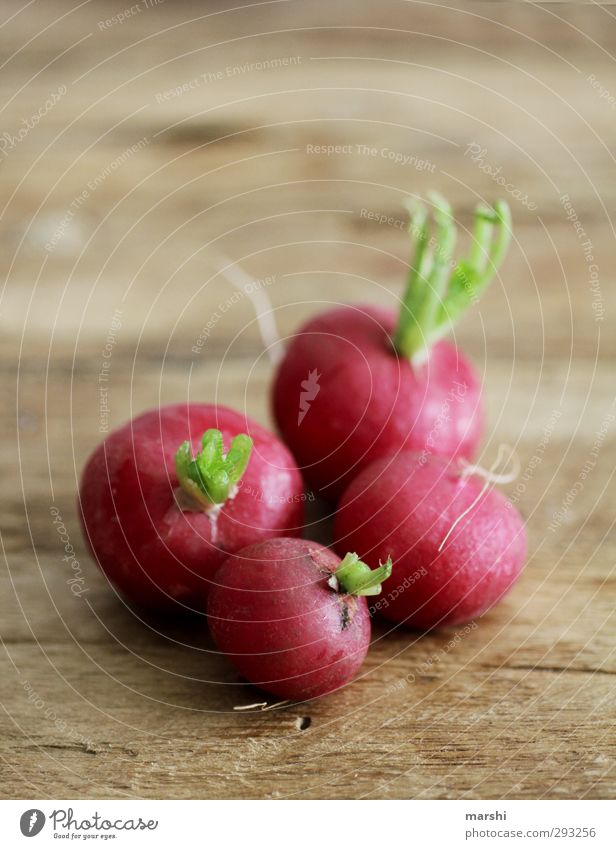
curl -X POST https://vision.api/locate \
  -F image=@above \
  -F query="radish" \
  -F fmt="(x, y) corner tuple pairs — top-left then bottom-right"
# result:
(273, 194), (511, 499)
(207, 538), (392, 700)
(78, 404), (304, 612)
(333, 451), (526, 629)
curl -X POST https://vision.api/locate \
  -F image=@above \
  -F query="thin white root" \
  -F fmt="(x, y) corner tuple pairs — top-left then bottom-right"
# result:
(437, 444), (519, 552)
(459, 443), (521, 484)
(233, 700), (290, 712)
(213, 251), (283, 365)
(206, 502), (221, 544)
(173, 488), (224, 543)
(260, 700), (291, 712)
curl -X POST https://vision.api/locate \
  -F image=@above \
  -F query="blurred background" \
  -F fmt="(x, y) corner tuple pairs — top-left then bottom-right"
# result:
(2, 0), (615, 799)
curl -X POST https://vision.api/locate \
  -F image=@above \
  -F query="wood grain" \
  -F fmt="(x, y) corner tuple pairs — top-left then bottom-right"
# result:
(1, 0), (615, 799)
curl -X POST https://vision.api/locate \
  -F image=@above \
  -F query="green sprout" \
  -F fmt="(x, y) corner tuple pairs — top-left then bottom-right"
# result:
(392, 192), (512, 365)
(334, 552), (393, 597)
(175, 428), (253, 510)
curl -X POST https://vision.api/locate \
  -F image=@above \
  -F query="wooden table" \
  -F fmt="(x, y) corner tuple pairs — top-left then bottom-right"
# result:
(1, 0), (615, 799)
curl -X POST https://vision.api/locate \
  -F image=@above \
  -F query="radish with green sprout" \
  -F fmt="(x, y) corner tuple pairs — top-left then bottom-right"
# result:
(272, 194), (512, 499)
(78, 404), (304, 612)
(208, 538), (392, 700)
(334, 451), (527, 629)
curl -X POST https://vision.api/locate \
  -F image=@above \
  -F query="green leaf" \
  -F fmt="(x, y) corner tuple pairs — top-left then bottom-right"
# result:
(174, 428), (253, 510)
(392, 195), (512, 364)
(335, 553), (393, 597)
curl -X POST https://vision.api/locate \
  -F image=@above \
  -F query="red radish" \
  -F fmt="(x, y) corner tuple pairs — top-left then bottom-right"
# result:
(78, 404), (304, 612)
(334, 451), (526, 629)
(208, 538), (392, 700)
(273, 194), (511, 499)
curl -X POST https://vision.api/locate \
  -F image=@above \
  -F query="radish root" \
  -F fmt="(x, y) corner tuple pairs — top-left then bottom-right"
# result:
(437, 444), (519, 552)
(213, 251), (283, 364)
(233, 700), (291, 712)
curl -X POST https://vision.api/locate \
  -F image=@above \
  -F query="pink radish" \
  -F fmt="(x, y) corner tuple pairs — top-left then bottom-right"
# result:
(334, 451), (527, 629)
(78, 404), (304, 612)
(208, 538), (392, 700)
(273, 194), (511, 499)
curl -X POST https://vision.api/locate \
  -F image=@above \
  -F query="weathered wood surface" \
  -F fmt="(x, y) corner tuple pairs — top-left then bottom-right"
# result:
(1, 0), (615, 799)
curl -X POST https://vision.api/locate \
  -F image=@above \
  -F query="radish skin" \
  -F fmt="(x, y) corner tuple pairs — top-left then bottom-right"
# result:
(334, 453), (527, 629)
(208, 538), (391, 700)
(78, 404), (304, 612)
(273, 304), (482, 500)
(273, 195), (511, 500)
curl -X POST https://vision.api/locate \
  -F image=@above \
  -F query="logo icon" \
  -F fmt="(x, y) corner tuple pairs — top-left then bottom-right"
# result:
(298, 369), (321, 425)
(20, 810), (45, 837)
